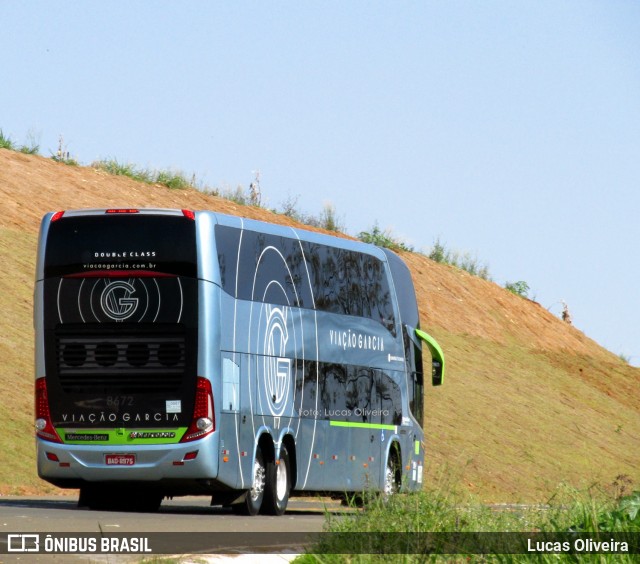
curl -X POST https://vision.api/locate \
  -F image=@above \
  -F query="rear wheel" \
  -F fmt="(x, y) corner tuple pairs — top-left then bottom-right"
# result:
(383, 451), (401, 498)
(129, 491), (163, 512)
(232, 447), (266, 516)
(262, 445), (291, 515)
(78, 485), (162, 512)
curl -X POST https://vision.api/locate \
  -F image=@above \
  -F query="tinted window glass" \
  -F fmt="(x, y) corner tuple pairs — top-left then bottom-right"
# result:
(308, 244), (395, 333)
(45, 215), (197, 278)
(404, 326), (424, 426)
(382, 248), (419, 328)
(217, 226), (314, 308)
(216, 225), (395, 332)
(295, 359), (402, 425)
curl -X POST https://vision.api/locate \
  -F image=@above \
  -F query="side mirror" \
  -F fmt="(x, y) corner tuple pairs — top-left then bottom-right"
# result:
(431, 360), (443, 386)
(414, 329), (445, 386)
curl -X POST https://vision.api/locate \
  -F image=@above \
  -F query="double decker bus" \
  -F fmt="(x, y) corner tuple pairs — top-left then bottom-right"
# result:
(34, 208), (444, 514)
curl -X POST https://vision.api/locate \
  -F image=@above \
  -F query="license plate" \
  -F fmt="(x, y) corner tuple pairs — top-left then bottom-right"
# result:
(105, 454), (136, 466)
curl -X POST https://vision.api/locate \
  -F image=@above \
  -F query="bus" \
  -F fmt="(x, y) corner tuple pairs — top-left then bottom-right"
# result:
(34, 208), (444, 515)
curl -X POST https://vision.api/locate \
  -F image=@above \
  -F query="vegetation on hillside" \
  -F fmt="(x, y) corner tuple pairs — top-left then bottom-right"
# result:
(3, 126), (639, 361)
(0, 128), (505, 284)
(428, 237), (491, 280)
(92, 158), (194, 190)
(505, 280), (531, 298)
(299, 484), (640, 561)
(0, 128), (39, 155)
(358, 223), (414, 252)
(1, 128), (638, 505)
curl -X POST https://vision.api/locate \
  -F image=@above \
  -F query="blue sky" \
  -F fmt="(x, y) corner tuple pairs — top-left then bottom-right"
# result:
(2, 2), (639, 365)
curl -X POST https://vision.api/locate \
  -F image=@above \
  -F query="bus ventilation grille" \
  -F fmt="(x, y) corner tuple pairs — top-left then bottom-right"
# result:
(55, 332), (186, 393)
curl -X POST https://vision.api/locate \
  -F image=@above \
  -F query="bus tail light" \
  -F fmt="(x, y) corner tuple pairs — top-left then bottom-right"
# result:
(181, 377), (215, 442)
(182, 209), (195, 221)
(35, 378), (63, 443)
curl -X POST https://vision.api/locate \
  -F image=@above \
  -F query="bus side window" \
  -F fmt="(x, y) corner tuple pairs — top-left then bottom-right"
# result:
(409, 370), (424, 428)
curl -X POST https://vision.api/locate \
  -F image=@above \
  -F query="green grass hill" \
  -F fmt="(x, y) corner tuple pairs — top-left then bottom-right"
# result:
(1, 149), (637, 501)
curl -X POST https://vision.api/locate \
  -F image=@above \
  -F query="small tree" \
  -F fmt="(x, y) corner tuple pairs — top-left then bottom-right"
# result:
(504, 281), (530, 298)
(428, 238), (447, 263)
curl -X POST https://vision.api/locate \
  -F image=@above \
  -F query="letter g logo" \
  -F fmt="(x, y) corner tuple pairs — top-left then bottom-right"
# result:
(100, 281), (139, 321)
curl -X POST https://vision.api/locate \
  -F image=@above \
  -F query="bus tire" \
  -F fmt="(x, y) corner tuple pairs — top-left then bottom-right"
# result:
(78, 485), (98, 509)
(128, 492), (163, 513)
(79, 485), (162, 512)
(232, 447), (266, 516)
(262, 444), (290, 516)
(78, 484), (115, 510)
(383, 450), (401, 498)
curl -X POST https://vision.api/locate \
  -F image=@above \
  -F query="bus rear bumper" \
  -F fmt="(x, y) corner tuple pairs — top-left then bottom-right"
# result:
(36, 435), (219, 485)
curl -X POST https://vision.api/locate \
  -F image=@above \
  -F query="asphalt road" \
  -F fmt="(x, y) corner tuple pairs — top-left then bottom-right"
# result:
(0, 495), (341, 561)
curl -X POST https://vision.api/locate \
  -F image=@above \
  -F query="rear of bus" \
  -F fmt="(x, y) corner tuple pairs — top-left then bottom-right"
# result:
(34, 209), (216, 507)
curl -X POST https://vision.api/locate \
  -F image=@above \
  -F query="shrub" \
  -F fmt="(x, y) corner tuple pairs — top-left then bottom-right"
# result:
(428, 238), (447, 263)
(618, 353), (631, 364)
(0, 129), (15, 150)
(505, 280), (530, 298)
(294, 202), (345, 233)
(224, 185), (250, 205)
(0, 129), (40, 154)
(92, 160), (194, 190)
(358, 223), (414, 252)
(155, 170), (192, 190)
(428, 238), (491, 281)
(19, 143), (40, 155)
(92, 159), (153, 182)
(279, 193), (303, 220)
(316, 203), (343, 232)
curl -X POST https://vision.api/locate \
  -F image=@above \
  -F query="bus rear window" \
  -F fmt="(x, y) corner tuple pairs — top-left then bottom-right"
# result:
(44, 215), (197, 278)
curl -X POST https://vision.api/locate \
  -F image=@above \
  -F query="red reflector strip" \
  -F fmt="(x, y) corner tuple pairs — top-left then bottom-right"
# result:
(46, 452), (59, 462)
(35, 378), (63, 444)
(63, 270), (176, 279)
(106, 209), (139, 214)
(184, 451), (198, 461)
(180, 377), (215, 443)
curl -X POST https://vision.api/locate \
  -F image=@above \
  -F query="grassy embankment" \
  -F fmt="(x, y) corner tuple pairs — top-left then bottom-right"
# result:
(0, 146), (638, 505)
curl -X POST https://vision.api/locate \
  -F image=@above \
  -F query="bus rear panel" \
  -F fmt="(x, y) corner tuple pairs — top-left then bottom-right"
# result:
(35, 209), (219, 495)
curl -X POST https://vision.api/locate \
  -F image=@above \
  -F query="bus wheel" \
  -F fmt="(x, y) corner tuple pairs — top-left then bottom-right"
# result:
(128, 492), (163, 513)
(383, 452), (400, 498)
(232, 447), (266, 516)
(79, 485), (162, 512)
(262, 445), (290, 516)
(78, 485), (98, 509)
